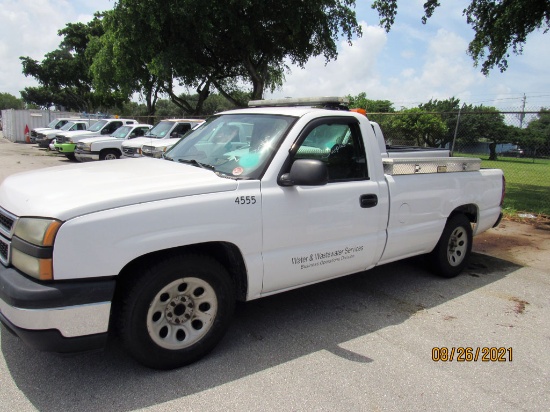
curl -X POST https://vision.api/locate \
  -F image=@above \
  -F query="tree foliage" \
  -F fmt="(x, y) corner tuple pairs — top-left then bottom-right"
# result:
(0, 92), (24, 110)
(347, 92), (395, 113)
(103, 0), (362, 110)
(388, 107), (448, 147)
(371, 0), (550, 75)
(522, 108), (550, 156)
(20, 14), (125, 112)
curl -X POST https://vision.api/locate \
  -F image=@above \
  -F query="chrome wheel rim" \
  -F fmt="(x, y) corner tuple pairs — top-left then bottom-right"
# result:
(447, 226), (468, 267)
(146, 277), (218, 350)
(104, 153), (117, 160)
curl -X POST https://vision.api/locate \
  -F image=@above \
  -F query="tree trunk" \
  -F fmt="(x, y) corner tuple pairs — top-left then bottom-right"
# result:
(488, 141), (498, 160)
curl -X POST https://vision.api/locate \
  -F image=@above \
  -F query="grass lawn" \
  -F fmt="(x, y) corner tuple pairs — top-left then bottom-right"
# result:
(455, 153), (550, 217)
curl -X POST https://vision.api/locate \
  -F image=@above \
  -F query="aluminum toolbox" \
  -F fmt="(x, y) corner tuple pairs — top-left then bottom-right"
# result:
(383, 157), (481, 175)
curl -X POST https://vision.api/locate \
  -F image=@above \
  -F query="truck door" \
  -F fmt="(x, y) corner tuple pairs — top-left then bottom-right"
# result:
(260, 117), (387, 294)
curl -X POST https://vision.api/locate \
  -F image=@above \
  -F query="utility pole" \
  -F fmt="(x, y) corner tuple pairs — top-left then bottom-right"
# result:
(519, 93), (526, 128)
(451, 103), (465, 156)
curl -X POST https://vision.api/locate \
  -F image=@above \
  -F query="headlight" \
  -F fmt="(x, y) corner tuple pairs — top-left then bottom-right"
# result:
(14, 218), (61, 246)
(67, 137), (74, 143)
(79, 143), (92, 151)
(12, 218), (62, 280)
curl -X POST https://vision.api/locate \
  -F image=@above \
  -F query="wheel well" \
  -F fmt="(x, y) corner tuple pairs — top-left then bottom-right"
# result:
(450, 204), (478, 224)
(116, 242), (248, 302)
(100, 148), (120, 155)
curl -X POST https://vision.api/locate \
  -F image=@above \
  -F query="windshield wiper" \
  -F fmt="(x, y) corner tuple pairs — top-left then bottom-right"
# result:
(178, 159), (216, 171)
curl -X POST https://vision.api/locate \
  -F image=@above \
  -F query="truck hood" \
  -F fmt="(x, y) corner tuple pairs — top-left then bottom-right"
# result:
(122, 136), (167, 148)
(78, 136), (120, 145)
(0, 158), (237, 220)
(141, 139), (177, 148)
(57, 130), (93, 137)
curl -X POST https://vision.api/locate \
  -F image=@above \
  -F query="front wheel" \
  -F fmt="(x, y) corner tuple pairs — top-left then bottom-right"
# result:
(429, 214), (473, 278)
(100, 149), (120, 160)
(119, 254), (235, 369)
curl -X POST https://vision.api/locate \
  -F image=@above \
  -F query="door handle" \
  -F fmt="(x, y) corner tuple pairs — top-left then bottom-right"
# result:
(360, 194), (378, 208)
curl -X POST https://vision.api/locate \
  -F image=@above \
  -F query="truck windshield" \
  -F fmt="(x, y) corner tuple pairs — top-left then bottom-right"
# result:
(47, 119), (61, 128)
(165, 114), (295, 179)
(88, 120), (107, 132)
(112, 126), (132, 138)
(144, 121), (176, 138)
(59, 122), (76, 131)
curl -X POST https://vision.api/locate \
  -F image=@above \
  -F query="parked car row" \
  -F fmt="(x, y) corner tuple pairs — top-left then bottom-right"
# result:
(121, 119), (205, 158)
(33, 118), (205, 162)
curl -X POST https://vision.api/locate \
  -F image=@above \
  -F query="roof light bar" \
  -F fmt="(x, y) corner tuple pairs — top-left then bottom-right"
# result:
(248, 96), (349, 108)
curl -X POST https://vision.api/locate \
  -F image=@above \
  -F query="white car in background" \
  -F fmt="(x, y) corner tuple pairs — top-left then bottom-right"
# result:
(121, 119), (204, 158)
(74, 124), (153, 161)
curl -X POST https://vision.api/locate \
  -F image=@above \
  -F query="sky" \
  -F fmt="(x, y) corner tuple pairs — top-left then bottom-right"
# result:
(1, 0), (549, 112)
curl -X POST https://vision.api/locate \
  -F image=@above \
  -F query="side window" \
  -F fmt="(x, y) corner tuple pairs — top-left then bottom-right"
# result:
(135, 127), (147, 137)
(294, 121), (367, 181)
(106, 121), (122, 134)
(173, 123), (191, 136)
(77, 123), (86, 130)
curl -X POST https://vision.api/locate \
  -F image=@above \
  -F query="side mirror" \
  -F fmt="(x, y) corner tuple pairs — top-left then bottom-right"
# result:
(279, 159), (329, 187)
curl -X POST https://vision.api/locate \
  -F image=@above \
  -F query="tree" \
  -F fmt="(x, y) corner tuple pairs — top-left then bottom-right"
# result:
(387, 107), (448, 147)
(457, 105), (512, 160)
(20, 15), (125, 112)
(0, 92), (24, 110)
(105, 0), (362, 107)
(89, 10), (168, 117)
(419, 98), (462, 149)
(371, 0), (550, 75)
(522, 108), (550, 157)
(347, 92), (395, 113)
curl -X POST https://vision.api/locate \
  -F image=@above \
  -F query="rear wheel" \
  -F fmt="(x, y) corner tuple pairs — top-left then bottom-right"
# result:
(100, 149), (120, 160)
(119, 254), (235, 369)
(429, 214), (472, 278)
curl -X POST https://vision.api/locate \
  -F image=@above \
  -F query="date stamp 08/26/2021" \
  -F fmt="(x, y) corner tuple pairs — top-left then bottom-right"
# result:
(432, 347), (513, 362)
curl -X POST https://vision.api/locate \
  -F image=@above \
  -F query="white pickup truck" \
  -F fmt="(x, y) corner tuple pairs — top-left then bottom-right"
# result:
(30, 118), (76, 142)
(74, 124), (153, 161)
(0, 97), (504, 370)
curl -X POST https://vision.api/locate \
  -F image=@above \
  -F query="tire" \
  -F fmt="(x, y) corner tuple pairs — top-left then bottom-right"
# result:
(65, 153), (76, 161)
(429, 214), (473, 278)
(100, 149), (120, 160)
(119, 254), (235, 369)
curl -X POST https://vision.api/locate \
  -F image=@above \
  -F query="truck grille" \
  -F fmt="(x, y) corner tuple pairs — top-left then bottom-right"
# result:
(0, 208), (17, 238)
(0, 237), (9, 266)
(31, 130), (38, 137)
(141, 146), (155, 157)
(123, 147), (138, 156)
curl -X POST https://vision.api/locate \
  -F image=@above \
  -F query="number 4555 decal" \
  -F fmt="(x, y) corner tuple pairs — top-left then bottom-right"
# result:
(235, 196), (257, 205)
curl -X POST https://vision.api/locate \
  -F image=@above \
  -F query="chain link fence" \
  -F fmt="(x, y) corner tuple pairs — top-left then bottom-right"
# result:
(369, 110), (550, 217)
